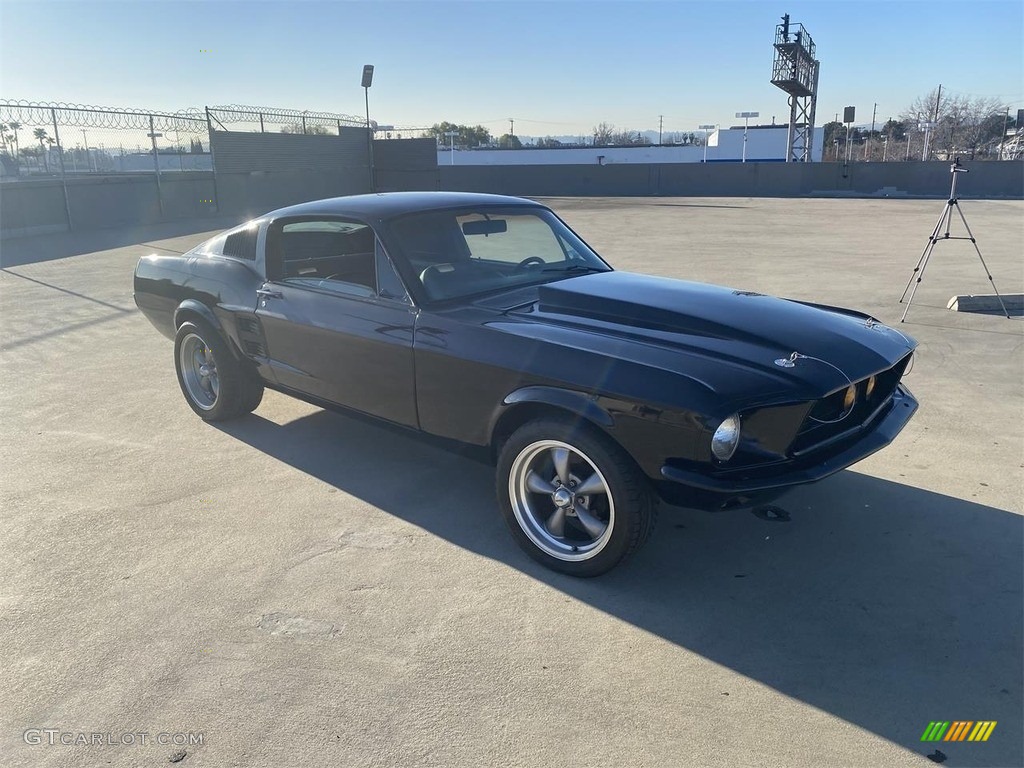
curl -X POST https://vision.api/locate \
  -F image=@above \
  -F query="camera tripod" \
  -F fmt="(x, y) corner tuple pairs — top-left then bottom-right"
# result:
(898, 157), (1010, 322)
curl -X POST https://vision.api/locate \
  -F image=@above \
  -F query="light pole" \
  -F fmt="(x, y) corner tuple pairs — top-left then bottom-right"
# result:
(735, 111), (758, 162)
(444, 130), (458, 165)
(841, 106), (856, 164)
(147, 115), (164, 217)
(920, 120), (935, 161)
(699, 124), (716, 162)
(361, 64), (375, 191)
(81, 129), (90, 171)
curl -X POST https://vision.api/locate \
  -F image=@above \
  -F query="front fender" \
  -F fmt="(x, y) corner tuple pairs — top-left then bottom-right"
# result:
(488, 386), (616, 453)
(504, 386), (614, 426)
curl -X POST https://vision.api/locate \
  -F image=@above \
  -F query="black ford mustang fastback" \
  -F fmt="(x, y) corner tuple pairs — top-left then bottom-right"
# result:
(135, 192), (918, 576)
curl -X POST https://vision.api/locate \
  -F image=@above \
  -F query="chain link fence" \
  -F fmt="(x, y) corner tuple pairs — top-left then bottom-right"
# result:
(0, 101), (212, 178)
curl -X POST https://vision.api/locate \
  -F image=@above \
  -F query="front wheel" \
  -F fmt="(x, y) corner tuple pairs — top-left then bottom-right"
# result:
(496, 418), (655, 576)
(174, 320), (263, 421)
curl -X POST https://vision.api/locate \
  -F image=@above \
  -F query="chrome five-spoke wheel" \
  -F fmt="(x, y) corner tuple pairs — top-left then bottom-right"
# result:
(509, 439), (615, 562)
(498, 418), (654, 576)
(178, 332), (219, 410)
(173, 319), (264, 422)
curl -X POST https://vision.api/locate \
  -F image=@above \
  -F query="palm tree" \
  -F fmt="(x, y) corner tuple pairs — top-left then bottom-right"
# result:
(33, 128), (50, 172)
(8, 121), (22, 158)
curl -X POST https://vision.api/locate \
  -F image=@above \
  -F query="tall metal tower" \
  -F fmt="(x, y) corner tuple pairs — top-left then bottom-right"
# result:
(770, 14), (820, 162)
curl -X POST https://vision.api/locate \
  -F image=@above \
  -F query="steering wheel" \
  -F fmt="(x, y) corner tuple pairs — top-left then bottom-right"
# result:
(516, 256), (546, 271)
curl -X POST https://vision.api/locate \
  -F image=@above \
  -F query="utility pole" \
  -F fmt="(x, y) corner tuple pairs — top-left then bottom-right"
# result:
(509, 118), (514, 137)
(659, 115), (663, 145)
(999, 106), (1010, 160)
(865, 102), (876, 160)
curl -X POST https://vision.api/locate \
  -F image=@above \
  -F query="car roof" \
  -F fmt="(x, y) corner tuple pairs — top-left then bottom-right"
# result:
(266, 191), (545, 221)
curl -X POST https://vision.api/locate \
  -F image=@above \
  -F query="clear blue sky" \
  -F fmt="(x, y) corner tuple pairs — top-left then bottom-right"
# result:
(1, 0), (1021, 135)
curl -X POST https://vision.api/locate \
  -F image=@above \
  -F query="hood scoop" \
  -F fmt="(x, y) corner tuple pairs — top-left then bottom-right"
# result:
(535, 272), (914, 382)
(538, 272), (766, 337)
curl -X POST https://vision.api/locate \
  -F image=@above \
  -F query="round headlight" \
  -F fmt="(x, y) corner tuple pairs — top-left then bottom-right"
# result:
(711, 414), (741, 461)
(842, 384), (857, 412)
(865, 375), (877, 399)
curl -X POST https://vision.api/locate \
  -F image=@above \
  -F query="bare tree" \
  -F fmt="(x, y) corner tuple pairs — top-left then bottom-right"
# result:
(592, 122), (615, 146)
(280, 123), (333, 135)
(901, 89), (1007, 159)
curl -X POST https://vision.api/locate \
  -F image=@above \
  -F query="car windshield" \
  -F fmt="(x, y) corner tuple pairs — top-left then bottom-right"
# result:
(385, 206), (610, 303)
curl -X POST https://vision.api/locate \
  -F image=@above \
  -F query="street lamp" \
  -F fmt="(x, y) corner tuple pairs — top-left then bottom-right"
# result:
(699, 124), (716, 163)
(444, 130), (459, 165)
(843, 106), (856, 164)
(735, 111), (758, 162)
(361, 64), (375, 190)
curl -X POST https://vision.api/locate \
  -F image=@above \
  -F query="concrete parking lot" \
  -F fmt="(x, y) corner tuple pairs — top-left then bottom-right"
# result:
(2, 197), (1022, 768)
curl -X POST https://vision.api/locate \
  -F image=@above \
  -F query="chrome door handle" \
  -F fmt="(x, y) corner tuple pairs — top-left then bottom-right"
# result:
(257, 288), (283, 299)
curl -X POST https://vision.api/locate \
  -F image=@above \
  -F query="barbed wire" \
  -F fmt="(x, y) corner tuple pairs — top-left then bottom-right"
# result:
(205, 104), (365, 128)
(0, 100), (206, 132)
(0, 100), (367, 132)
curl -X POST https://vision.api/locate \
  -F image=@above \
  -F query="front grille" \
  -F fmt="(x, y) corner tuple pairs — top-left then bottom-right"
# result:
(790, 352), (912, 455)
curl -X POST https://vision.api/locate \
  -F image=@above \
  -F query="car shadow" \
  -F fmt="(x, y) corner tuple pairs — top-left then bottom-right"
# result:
(215, 408), (1022, 767)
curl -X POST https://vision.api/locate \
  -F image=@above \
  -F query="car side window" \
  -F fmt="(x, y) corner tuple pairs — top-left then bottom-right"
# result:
(274, 219), (379, 298)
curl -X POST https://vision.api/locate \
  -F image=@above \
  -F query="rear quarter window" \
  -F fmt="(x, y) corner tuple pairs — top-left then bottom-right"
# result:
(222, 224), (259, 261)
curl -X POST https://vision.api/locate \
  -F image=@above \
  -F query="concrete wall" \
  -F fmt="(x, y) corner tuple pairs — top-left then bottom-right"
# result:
(0, 173), (218, 238)
(210, 130), (372, 218)
(373, 138), (439, 192)
(214, 169), (371, 219)
(3, 159), (1020, 240)
(438, 161), (1024, 199)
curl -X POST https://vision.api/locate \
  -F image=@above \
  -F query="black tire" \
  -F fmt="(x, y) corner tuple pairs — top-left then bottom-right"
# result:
(173, 319), (263, 421)
(496, 417), (654, 576)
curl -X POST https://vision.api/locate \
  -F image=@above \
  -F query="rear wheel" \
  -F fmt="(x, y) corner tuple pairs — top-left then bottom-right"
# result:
(496, 417), (654, 576)
(174, 320), (263, 421)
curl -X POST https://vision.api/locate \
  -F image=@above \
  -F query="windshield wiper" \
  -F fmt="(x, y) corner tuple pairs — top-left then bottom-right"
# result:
(540, 264), (607, 274)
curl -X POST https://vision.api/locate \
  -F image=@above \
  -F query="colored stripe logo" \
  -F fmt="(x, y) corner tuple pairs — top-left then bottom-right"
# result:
(921, 721), (997, 742)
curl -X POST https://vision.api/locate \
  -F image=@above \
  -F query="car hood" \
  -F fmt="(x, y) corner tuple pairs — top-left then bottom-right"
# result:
(503, 272), (916, 405)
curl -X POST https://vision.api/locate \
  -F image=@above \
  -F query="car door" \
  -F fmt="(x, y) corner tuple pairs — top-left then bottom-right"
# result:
(255, 216), (418, 428)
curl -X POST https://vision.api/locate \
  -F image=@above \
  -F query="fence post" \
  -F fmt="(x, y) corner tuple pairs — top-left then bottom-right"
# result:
(149, 114), (164, 218)
(206, 107), (220, 213)
(51, 108), (73, 231)
(259, 112), (264, 133)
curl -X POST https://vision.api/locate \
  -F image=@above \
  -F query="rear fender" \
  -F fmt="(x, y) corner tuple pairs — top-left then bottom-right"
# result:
(173, 299), (247, 362)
